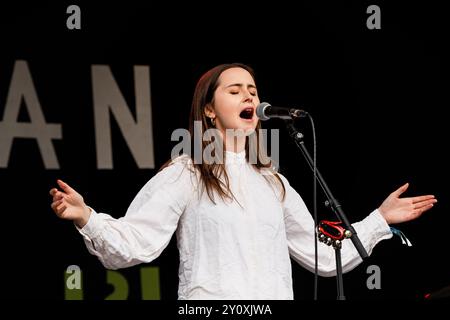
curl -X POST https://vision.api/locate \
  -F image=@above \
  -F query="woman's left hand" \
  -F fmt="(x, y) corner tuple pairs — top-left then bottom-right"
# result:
(378, 183), (437, 225)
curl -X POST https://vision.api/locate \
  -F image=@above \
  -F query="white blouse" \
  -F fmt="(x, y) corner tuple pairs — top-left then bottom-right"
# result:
(77, 150), (392, 300)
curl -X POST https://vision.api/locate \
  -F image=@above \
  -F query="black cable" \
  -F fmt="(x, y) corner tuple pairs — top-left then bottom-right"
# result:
(307, 114), (318, 301)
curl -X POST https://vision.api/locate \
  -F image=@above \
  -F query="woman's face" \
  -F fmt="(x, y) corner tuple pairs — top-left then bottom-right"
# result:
(206, 67), (260, 134)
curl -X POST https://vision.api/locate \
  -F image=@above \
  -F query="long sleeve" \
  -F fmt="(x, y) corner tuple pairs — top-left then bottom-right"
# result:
(76, 156), (196, 270)
(279, 174), (393, 277)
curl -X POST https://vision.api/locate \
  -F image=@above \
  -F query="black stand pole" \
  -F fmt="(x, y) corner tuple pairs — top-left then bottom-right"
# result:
(284, 119), (368, 300)
(335, 248), (345, 300)
(317, 223), (347, 300)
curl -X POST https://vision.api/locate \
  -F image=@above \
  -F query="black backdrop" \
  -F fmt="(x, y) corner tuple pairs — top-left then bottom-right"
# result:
(0, 1), (448, 301)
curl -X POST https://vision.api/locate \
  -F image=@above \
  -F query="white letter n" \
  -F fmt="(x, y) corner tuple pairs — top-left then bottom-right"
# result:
(92, 65), (155, 169)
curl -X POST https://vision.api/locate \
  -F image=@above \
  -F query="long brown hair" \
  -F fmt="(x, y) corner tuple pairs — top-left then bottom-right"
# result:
(165, 63), (285, 204)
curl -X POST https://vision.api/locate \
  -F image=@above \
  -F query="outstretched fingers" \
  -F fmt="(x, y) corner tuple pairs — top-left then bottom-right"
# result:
(57, 179), (75, 195)
(50, 179), (75, 202)
(413, 198), (437, 210)
(51, 191), (65, 202)
(51, 199), (66, 215)
(49, 187), (66, 201)
(411, 195), (435, 204)
(392, 183), (409, 197)
(412, 204), (434, 217)
(56, 203), (67, 215)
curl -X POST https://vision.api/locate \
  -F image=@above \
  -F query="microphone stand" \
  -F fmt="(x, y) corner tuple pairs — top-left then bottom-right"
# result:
(284, 119), (368, 300)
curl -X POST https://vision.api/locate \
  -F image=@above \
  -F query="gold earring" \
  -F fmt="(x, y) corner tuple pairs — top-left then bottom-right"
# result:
(210, 117), (216, 127)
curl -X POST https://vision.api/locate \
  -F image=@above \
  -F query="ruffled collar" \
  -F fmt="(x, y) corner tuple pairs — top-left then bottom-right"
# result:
(224, 150), (246, 165)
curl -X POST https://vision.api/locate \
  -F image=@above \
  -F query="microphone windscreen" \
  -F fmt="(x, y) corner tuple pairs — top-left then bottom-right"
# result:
(256, 102), (271, 120)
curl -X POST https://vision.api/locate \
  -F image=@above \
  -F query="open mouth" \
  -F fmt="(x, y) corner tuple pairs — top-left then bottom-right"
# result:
(239, 107), (254, 120)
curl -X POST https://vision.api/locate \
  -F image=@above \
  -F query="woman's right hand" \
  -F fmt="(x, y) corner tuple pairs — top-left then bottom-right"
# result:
(50, 179), (91, 228)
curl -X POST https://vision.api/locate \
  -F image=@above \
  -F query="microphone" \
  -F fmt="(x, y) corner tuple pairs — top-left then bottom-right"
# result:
(256, 102), (308, 121)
